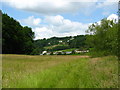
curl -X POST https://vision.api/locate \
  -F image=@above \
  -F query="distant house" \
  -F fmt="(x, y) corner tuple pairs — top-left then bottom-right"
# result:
(48, 43), (51, 45)
(67, 40), (70, 42)
(75, 50), (82, 53)
(53, 51), (62, 55)
(40, 50), (89, 55)
(66, 51), (72, 54)
(53, 52), (58, 55)
(59, 40), (63, 43)
(70, 37), (74, 40)
(53, 51), (66, 55)
(84, 50), (89, 53)
(40, 51), (47, 55)
(46, 52), (51, 55)
(75, 50), (89, 53)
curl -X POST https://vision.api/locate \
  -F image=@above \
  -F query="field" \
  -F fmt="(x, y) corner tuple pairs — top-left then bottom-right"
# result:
(2, 54), (118, 88)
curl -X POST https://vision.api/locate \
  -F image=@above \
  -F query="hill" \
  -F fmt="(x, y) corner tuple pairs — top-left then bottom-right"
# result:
(2, 10), (119, 57)
(34, 35), (89, 54)
(1, 10), (89, 55)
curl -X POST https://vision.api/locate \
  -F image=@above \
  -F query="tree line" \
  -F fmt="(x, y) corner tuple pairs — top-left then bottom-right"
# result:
(34, 35), (88, 54)
(2, 10), (87, 55)
(1, 10), (119, 57)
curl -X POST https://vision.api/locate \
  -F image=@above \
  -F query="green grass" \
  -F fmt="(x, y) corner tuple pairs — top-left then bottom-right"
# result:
(57, 48), (77, 52)
(44, 44), (68, 50)
(0, 55), (2, 89)
(2, 54), (118, 88)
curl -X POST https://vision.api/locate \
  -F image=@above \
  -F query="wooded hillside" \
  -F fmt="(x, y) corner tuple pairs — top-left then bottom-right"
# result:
(2, 10), (119, 57)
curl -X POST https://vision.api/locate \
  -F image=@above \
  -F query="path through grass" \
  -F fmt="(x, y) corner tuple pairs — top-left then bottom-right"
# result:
(2, 55), (118, 88)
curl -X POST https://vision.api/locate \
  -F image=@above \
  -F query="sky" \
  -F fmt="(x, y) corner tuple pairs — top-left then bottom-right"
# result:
(1, 0), (118, 40)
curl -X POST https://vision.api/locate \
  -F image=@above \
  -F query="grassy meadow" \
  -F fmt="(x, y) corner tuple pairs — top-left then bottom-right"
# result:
(2, 54), (118, 88)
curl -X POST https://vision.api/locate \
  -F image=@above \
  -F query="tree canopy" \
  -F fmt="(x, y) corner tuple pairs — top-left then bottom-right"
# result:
(2, 11), (34, 54)
(86, 18), (118, 57)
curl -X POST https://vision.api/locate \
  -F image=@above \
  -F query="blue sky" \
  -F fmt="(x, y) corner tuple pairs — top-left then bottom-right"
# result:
(1, 0), (118, 39)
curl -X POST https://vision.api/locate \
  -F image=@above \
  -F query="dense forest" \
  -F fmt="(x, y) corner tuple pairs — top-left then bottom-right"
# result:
(2, 10), (34, 54)
(1, 10), (119, 57)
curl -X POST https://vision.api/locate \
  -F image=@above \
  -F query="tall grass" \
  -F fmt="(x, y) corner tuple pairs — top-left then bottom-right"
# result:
(2, 54), (118, 88)
(0, 54), (2, 89)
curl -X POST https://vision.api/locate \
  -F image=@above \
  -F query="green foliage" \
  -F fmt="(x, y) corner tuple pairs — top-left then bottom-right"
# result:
(86, 18), (118, 57)
(68, 35), (87, 48)
(57, 52), (62, 55)
(72, 50), (75, 54)
(2, 12), (34, 54)
(2, 11), (88, 55)
(50, 52), (53, 55)
(30, 48), (40, 55)
(50, 46), (70, 51)
(34, 35), (88, 54)
(58, 48), (76, 52)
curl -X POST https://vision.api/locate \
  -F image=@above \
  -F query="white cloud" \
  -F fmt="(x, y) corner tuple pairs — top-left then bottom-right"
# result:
(2, 0), (80, 15)
(44, 15), (89, 33)
(19, 16), (41, 27)
(94, 14), (118, 25)
(33, 26), (87, 39)
(33, 27), (53, 39)
(44, 15), (64, 26)
(2, 0), (118, 15)
(107, 14), (118, 22)
(19, 13), (118, 39)
(31, 15), (90, 39)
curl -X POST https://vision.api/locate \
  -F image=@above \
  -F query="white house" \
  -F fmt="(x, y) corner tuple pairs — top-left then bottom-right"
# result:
(75, 50), (89, 53)
(66, 51), (72, 54)
(59, 40), (63, 43)
(42, 51), (47, 55)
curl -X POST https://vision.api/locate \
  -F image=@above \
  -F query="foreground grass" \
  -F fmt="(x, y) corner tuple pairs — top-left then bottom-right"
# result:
(0, 55), (2, 89)
(2, 54), (118, 88)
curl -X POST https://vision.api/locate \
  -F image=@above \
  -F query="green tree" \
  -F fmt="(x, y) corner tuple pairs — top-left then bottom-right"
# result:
(2, 12), (34, 54)
(86, 18), (118, 57)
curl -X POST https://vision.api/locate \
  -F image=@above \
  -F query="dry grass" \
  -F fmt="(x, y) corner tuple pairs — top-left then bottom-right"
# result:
(88, 56), (118, 88)
(2, 54), (88, 87)
(2, 54), (118, 88)
(0, 54), (2, 88)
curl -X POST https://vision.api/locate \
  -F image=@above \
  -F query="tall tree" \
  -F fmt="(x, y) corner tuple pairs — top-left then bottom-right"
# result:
(86, 18), (118, 57)
(2, 12), (34, 54)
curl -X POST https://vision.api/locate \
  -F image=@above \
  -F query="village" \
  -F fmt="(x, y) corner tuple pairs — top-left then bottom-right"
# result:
(40, 49), (89, 55)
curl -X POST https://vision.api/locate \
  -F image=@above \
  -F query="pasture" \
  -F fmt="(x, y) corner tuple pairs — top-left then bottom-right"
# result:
(2, 54), (118, 88)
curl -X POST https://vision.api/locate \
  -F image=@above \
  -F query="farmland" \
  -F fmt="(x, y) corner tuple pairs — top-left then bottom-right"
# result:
(2, 54), (118, 88)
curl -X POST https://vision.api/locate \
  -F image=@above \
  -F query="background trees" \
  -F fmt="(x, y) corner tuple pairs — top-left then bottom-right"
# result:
(2, 10), (118, 56)
(68, 35), (87, 49)
(2, 11), (34, 54)
(2, 11), (88, 55)
(34, 35), (88, 53)
(86, 18), (118, 57)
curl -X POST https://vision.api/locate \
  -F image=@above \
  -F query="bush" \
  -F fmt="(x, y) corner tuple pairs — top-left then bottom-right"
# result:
(72, 50), (75, 54)
(57, 52), (62, 55)
(51, 46), (70, 51)
(50, 52), (54, 55)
